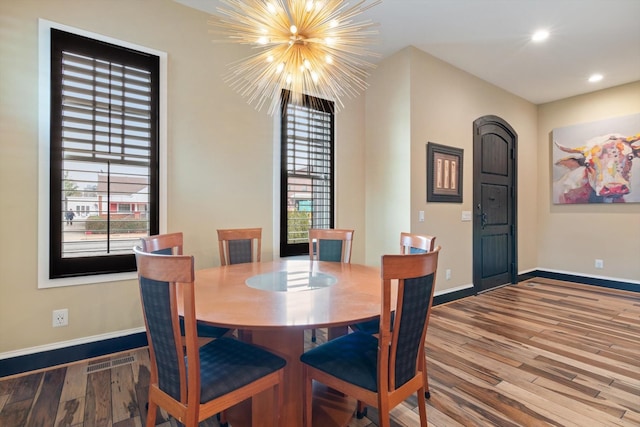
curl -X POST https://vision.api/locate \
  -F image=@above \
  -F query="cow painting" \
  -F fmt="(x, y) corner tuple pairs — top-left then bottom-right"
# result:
(553, 133), (640, 204)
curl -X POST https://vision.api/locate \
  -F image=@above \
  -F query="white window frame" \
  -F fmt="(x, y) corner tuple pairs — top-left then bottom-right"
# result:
(38, 20), (167, 288)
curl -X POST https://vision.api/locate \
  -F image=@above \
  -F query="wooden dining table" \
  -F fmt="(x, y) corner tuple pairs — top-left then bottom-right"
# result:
(183, 258), (384, 427)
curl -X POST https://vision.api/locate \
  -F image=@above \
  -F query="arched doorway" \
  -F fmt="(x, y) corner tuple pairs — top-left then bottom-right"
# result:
(472, 115), (518, 293)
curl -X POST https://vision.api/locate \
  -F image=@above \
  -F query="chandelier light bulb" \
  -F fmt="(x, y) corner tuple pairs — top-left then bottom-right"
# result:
(214, 0), (381, 114)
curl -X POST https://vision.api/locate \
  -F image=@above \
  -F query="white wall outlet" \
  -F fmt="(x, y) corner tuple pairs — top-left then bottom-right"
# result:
(461, 211), (472, 221)
(418, 210), (425, 222)
(594, 259), (604, 269)
(445, 269), (451, 280)
(53, 308), (68, 327)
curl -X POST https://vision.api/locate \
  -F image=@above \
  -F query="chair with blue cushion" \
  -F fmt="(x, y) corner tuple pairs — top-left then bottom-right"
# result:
(217, 228), (262, 266)
(300, 247), (440, 427)
(134, 246), (286, 427)
(140, 233), (230, 345)
(308, 228), (354, 342)
(350, 232), (437, 414)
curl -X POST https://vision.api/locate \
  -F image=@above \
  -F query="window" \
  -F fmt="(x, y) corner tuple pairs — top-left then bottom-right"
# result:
(47, 28), (160, 279)
(279, 91), (335, 257)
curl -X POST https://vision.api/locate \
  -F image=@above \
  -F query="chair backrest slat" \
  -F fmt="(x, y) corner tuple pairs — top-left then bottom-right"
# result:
(140, 232), (184, 255)
(400, 232), (436, 255)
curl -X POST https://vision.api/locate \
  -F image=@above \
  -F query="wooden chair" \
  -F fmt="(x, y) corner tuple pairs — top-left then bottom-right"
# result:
(133, 246), (286, 427)
(308, 228), (354, 342)
(140, 233), (230, 344)
(300, 248), (440, 427)
(217, 228), (262, 266)
(350, 232), (437, 414)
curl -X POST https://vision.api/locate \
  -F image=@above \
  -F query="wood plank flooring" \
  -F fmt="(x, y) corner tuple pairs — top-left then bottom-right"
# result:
(1, 278), (638, 426)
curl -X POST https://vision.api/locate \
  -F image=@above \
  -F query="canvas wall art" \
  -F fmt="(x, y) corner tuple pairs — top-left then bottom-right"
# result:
(551, 113), (640, 204)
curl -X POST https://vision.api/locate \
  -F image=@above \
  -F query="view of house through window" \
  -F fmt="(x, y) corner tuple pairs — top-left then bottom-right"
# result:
(50, 29), (159, 278)
(280, 91), (335, 257)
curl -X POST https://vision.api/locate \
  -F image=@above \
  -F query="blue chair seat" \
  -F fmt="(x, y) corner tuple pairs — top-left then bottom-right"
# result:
(198, 337), (286, 402)
(300, 331), (379, 392)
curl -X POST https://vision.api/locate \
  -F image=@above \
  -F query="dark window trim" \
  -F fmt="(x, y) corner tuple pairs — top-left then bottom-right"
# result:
(279, 90), (335, 257)
(49, 29), (160, 278)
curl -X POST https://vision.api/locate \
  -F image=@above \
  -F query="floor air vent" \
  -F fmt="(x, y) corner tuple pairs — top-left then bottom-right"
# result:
(85, 354), (136, 374)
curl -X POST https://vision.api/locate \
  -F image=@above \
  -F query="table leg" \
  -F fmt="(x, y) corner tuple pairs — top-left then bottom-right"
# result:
(226, 328), (356, 427)
(251, 328), (305, 426)
(327, 325), (348, 340)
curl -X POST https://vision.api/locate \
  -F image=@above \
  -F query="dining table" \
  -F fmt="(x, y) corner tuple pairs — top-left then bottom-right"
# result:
(181, 258), (385, 427)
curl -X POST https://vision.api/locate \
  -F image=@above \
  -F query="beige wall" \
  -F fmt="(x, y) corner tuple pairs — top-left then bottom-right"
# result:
(537, 82), (640, 283)
(364, 49), (413, 265)
(365, 47), (539, 291)
(0, 0), (366, 354)
(1, 0), (637, 357)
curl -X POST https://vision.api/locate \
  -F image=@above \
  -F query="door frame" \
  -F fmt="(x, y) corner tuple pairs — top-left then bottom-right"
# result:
(472, 115), (518, 293)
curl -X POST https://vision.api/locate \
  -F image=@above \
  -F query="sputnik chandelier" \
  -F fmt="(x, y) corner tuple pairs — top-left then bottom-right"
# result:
(213, 0), (381, 114)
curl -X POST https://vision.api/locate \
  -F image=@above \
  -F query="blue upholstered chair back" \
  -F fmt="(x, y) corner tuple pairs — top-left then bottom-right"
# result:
(139, 274), (182, 400)
(135, 247), (195, 402)
(227, 239), (253, 264)
(317, 239), (343, 262)
(393, 273), (435, 386)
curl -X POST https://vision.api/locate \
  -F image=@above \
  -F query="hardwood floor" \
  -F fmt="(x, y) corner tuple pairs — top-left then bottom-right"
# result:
(1, 278), (639, 426)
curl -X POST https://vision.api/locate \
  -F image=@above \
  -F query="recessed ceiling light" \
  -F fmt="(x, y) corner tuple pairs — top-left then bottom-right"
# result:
(531, 30), (549, 42)
(588, 73), (603, 83)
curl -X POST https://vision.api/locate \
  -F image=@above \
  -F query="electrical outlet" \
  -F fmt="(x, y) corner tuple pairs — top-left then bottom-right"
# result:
(445, 269), (451, 280)
(594, 259), (604, 269)
(53, 309), (68, 327)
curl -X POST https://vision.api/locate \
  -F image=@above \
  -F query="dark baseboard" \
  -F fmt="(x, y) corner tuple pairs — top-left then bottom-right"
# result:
(0, 332), (147, 378)
(2, 271), (636, 378)
(433, 286), (476, 306)
(521, 270), (639, 293)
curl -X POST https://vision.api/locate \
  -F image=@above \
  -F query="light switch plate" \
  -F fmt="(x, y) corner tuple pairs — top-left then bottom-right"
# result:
(419, 211), (425, 222)
(461, 211), (472, 221)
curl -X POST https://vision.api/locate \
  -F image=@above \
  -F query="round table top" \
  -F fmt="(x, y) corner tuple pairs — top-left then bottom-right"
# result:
(188, 259), (383, 330)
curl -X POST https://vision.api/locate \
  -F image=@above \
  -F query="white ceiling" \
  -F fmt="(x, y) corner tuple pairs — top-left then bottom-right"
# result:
(175, 0), (640, 104)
